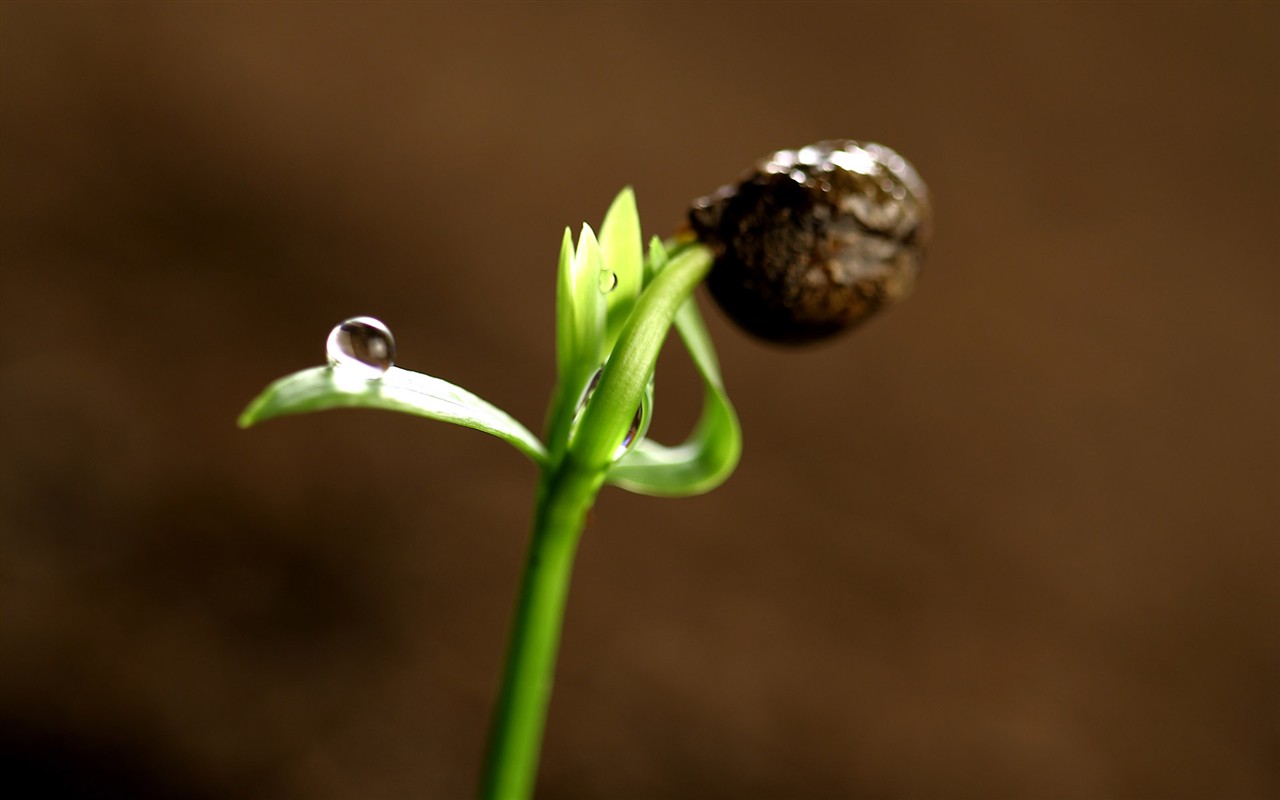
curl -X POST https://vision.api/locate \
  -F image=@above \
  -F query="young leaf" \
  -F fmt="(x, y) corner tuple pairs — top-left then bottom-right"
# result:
(598, 187), (643, 348)
(239, 366), (547, 466)
(571, 223), (606, 371)
(644, 235), (667, 282)
(554, 227), (576, 381)
(607, 257), (741, 496)
(568, 244), (717, 470)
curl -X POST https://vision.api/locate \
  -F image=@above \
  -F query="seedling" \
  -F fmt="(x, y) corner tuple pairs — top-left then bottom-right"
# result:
(240, 140), (930, 799)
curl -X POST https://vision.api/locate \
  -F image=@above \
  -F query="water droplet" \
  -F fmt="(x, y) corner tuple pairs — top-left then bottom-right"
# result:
(568, 367), (605, 442)
(578, 368), (604, 412)
(598, 269), (618, 293)
(616, 406), (644, 459)
(326, 316), (395, 379)
(570, 366), (650, 460)
(614, 376), (653, 461)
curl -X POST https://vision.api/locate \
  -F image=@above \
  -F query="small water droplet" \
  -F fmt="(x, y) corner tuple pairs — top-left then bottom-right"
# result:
(568, 367), (605, 441)
(598, 269), (618, 293)
(326, 316), (395, 379)
(578, 368), (604, 412)
(616, 406), (644, 459)
(570, 366), (649, 460)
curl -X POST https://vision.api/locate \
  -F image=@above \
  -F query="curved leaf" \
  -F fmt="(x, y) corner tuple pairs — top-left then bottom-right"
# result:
(568, 243), (724, 474)
(239, 366), (547, 465)
(606, 239), (742, 496)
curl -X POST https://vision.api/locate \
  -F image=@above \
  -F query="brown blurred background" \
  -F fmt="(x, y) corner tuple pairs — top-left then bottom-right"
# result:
(1, 3), (1277, 798)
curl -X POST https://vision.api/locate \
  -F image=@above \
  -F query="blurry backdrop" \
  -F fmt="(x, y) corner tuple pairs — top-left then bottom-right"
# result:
(1, 3), (1277, 798)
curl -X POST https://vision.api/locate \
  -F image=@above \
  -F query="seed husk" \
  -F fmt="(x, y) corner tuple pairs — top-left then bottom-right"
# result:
(689, 140), (931, 344)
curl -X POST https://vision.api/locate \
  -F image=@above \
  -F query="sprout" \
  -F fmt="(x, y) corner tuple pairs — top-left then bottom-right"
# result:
(240, 142), (929, 798)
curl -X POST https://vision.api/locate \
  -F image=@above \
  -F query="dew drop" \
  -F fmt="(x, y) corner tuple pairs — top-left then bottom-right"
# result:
(326, 316), (395, 379)
(570, 365), (650, 460)
(578, 368), (604, 412)
(568, 366), (605, 441)
(614, 377), (653, 461)
(598, 269), (618, 293)
(615, 405), (644, 460)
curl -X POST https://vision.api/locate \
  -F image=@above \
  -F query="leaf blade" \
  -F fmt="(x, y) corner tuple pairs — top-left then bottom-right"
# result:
(239, 366), (547, 465)
(568, 244), (717, 471)
(571, 223), (606, 371)
(599, 187), (643, 347)
(555, 227), (576, 380)
(606, 289), (741, 497)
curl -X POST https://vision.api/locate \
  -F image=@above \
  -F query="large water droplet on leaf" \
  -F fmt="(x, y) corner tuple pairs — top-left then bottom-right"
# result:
(326, 316), (395, 379)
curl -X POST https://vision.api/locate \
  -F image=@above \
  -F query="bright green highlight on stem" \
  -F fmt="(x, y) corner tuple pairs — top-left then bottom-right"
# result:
(238, 189), (740, 799)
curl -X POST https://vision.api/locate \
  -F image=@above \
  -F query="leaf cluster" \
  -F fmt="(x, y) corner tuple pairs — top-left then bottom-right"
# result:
(239, 189), (740, 497)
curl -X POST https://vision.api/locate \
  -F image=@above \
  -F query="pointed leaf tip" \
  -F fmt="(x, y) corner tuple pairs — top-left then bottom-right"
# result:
(600, 187), (643, 347)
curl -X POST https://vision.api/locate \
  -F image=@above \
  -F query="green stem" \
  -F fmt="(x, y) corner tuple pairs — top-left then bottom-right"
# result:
(480, 458), (603, 800)
(480, 244), (714, 799)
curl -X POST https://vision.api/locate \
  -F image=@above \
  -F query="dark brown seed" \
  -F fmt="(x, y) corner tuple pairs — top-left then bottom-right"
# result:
(689, 140), (931, 344)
